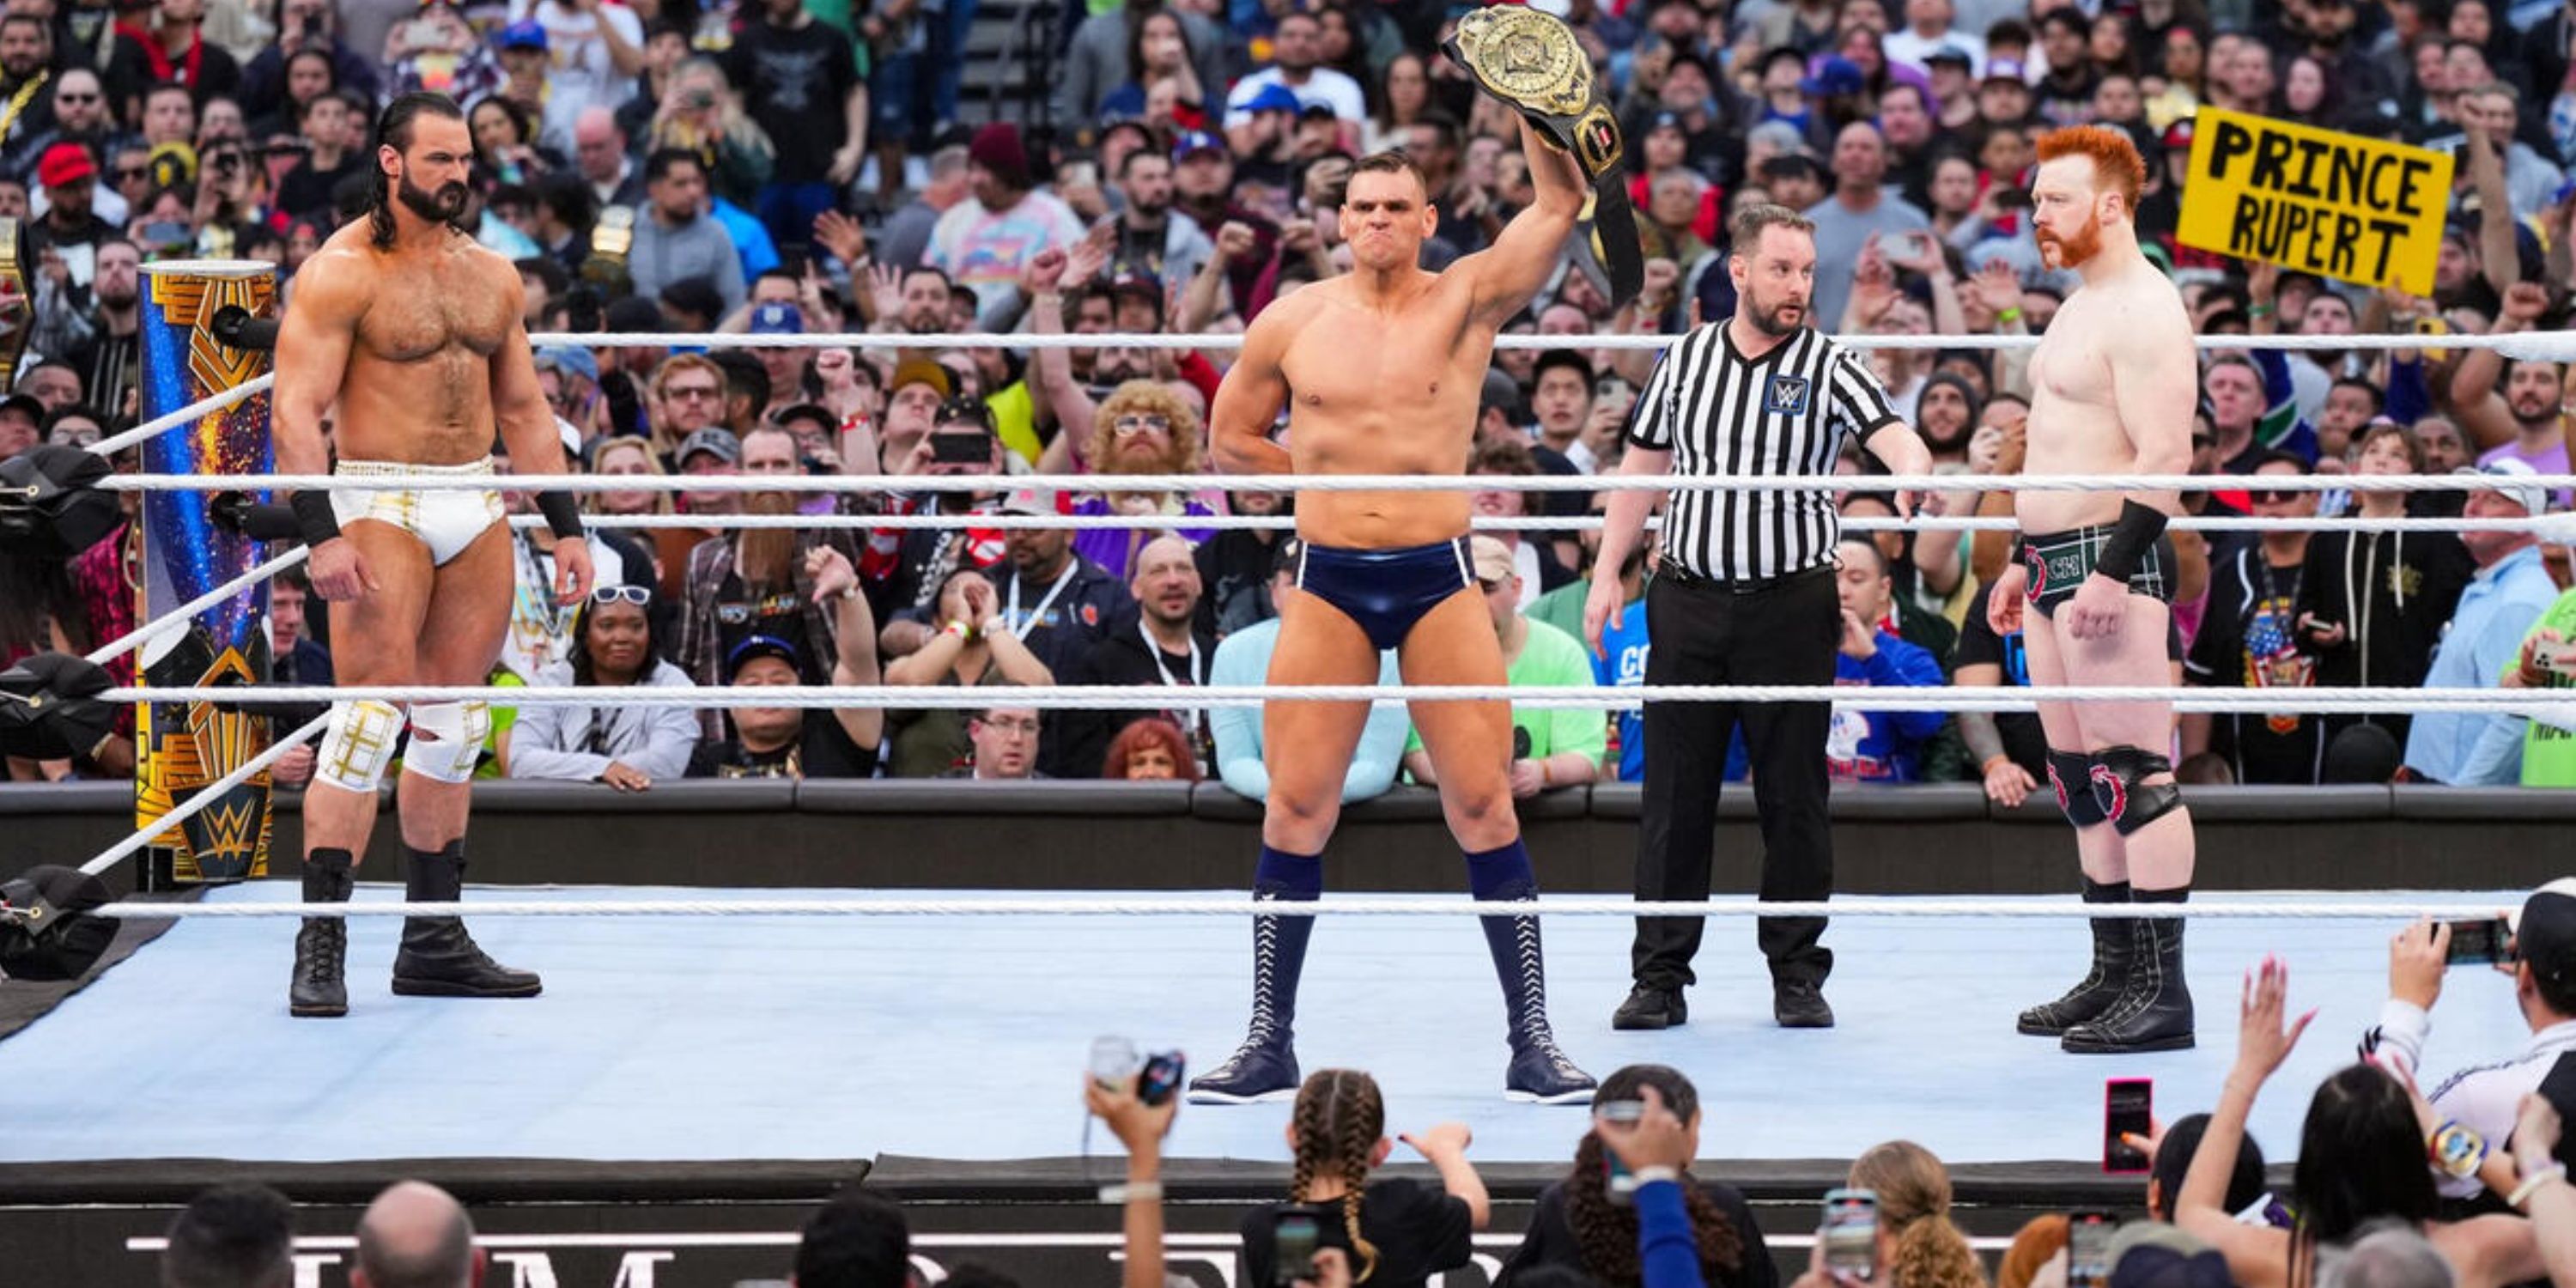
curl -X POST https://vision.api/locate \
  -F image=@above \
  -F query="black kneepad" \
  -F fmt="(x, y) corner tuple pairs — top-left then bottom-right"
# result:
(2091, 745), (2184, 837)
(2046, 749), (2107, 828)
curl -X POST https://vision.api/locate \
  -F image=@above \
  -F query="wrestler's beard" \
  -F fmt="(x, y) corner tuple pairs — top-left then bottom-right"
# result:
(2037, 211), (2103, 269)
(396, 172), (472, 228)
(738, 490), (799, 588)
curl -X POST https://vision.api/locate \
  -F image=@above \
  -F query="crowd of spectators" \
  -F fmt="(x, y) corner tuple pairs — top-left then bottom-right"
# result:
(1, 0), (2574, 791)
(137, 885), (2576, 1288)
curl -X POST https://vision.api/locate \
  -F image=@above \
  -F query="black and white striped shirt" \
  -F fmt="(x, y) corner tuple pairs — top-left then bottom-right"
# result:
(1626, 323), (1904, 581)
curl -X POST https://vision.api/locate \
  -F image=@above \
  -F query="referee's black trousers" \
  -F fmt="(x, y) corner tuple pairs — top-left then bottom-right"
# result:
(1630, 565), (1838, 992)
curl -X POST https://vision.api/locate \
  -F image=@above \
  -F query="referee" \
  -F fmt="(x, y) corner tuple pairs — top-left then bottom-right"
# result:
(1584, 204), (1934, 1030)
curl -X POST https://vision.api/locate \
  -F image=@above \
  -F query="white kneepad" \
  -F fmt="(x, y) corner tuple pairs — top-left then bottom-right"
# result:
(313, 699), (405, 793)
(402, 700), (489, 783)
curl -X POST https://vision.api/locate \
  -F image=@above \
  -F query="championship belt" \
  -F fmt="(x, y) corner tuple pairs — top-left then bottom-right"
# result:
(1443, 6), (1640, 305)
(0, 218), (31, 392)
(583, 206), (635, 293)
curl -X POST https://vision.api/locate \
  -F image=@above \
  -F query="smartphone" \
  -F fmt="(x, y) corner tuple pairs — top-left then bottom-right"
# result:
(928, 431), (989, 464)
(1272, 1211), (1320, 1288)
(2104, 1078), (2152, 1173)
(2068, 1211), (2117, 1288)
(1598, 1100), (1644, 1203)
(1138, 1051), (1186, 1107)
(403, 17), (441, 46)
(2536, 636), (2576, 677)
(1820, 1189), (1877, 1281)
(1088, 1035), (1138, 1090)
(2446, 917), (2516, 966)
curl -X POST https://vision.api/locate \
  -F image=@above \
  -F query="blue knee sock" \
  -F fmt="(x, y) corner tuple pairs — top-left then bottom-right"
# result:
(1465, 840), (1551, 1043)
(1247, 845), (1321, 1045)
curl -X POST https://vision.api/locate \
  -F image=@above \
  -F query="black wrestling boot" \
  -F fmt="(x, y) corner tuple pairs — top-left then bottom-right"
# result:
(289, 848), (355, 1018)
(2018, 878), (2132, 1036)
(2063, 889), (2194, 1054)
(391, 841), (541, 998)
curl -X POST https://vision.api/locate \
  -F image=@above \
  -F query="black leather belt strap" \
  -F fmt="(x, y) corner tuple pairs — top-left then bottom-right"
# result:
(1442, 6), (1640, 306)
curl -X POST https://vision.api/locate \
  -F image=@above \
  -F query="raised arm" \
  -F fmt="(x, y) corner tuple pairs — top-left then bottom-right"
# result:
(1210, 296), (1301, 474)
(815, 546), (885, 750)
(1457, 117), (1587, 325)
(2452, 283), (2547, 450)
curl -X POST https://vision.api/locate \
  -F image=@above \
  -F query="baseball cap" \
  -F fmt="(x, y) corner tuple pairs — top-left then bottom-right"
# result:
(1799, 56), (1866, 97)
(1245, 84), (1303, 115)
(889, 357), (952, 401)
(1469, 535), (1516, 585)
(999, 487), (1060, 515)
(677, 427), (741, 466)
(2514, 879), (2576, 987)
(497, 19), (546, 50)
(748, 301), (805, 335)
(1923, 45), (1975, 70)
(533, 344), (598, 383)
(37, 142), (94, 189)
(1984, 58), (2030, 84)
(1646, 110), (1684, 135)
(771, 403), (838, 433)
(1746, 120), (1811, 157)
(1171, 130), (1227, 161)
(2466, 458), (2549, 517)
(0, 392), (43, 424)
(1106, 269), (1163, 302)
(2164, 118), (2196, 153)
(726, 633), (800, 679)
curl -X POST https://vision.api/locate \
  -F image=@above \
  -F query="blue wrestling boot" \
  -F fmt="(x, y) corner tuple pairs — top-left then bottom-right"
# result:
(1191, 851), (1315, 1104)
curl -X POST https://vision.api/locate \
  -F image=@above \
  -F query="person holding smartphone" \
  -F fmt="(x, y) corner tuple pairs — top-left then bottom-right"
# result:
(2359, 888), (2576, 1200)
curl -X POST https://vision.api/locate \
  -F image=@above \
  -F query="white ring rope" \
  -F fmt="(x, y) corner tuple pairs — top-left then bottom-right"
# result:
(74, 895), (2528, 922)
(519, 513), (2573, 535)
(76, 712), (328, 878)
(95, 683), (2576, 715)
(518, 330), (2576, 359)
(85, 374), (273, 459)
(82, 546), (310, 668)
(93, 471), (2576, 497)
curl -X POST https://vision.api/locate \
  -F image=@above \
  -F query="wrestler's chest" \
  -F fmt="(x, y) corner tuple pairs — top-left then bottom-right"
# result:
(2028, 331), (2117, 405)
(361, 281), (515, 362)
(1280, 319), (1471, 404)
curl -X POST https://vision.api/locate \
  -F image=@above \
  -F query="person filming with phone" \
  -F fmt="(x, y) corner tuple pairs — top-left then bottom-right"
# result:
(2360, 882), (2576, 1202)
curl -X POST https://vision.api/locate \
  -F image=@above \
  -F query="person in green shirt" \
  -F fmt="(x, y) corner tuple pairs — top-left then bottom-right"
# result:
(1404, 537), (1607, 793)
(2506, 587), (2576, 787)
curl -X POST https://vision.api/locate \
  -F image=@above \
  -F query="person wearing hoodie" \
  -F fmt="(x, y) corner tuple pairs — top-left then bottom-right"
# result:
(2292, 423), (2473, 752)
(501, 584), (702, 790)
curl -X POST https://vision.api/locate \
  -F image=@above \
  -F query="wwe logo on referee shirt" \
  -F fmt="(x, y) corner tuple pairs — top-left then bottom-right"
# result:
(1763, 375), (1811, 416)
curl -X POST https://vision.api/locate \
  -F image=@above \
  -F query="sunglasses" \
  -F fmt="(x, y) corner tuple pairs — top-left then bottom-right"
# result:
(590, 585), (652, 605)
(1113, 413), (1171, 435)
(2251, 488), (2300, 503)
(113, 166), (147, 181)
(56, 92), (97, 104)
(664, 385), (721, 400)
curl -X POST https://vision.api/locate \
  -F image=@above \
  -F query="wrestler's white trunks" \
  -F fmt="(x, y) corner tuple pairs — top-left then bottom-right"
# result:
(330, 456), (506, 566)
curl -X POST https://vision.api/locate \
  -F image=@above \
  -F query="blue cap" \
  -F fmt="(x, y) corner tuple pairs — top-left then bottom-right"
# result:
(748, 302), (805, 335)
(1799, 56), (1865, 97)
(1245, 84), (1303, 115)
(532, 344), (598, 382)
(726, 633), (801, 678)
(1171, 130), (1226, 161)
(497, 19), (546, 50)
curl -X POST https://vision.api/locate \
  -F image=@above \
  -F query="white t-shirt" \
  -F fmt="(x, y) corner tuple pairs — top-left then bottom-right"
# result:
(509, 0), (644, 150)
(1224, 66), (1368, 127)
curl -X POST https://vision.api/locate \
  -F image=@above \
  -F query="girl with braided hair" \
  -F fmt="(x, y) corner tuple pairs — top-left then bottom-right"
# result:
(1845, 1142), (1987, 1288)
(1498, 1065), (1774, 1288)
(1238, 1069), (1489, 1288)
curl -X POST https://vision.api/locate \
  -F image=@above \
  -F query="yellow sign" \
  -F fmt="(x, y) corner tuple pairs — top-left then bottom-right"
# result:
(2177, 106), (2453, 295)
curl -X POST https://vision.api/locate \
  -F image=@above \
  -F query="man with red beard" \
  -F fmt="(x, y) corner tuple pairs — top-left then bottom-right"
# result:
(1985, 126), (2202, 1055)
(1064, 380), (1218, 580)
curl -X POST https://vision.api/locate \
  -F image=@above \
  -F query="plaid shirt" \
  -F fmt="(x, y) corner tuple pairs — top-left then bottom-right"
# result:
(676, 530), (863, 727)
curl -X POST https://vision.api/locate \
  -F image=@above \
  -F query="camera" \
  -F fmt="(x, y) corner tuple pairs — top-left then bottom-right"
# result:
(687, 88), (716, 109)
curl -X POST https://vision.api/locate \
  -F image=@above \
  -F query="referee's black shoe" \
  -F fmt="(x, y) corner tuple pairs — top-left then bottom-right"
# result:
(1611, 984), (1686, 1030)
(1773, 980), (1835, 1029)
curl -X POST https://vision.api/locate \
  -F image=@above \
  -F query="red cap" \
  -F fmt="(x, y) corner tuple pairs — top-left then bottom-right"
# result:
(37, 143), (95, 189)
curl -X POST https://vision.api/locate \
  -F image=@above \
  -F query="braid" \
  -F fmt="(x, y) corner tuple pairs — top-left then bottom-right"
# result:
(1681, 1180), (1744, 1276)
(1288, 1083), (1327, 1203)
(1334, 1072), (1383, 1283)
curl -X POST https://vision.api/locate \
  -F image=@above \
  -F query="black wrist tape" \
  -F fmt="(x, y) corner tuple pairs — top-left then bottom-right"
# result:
(289, 490), (341, 547)
(2093, 499), (2168, 586)
(535, 490), (585, 541)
